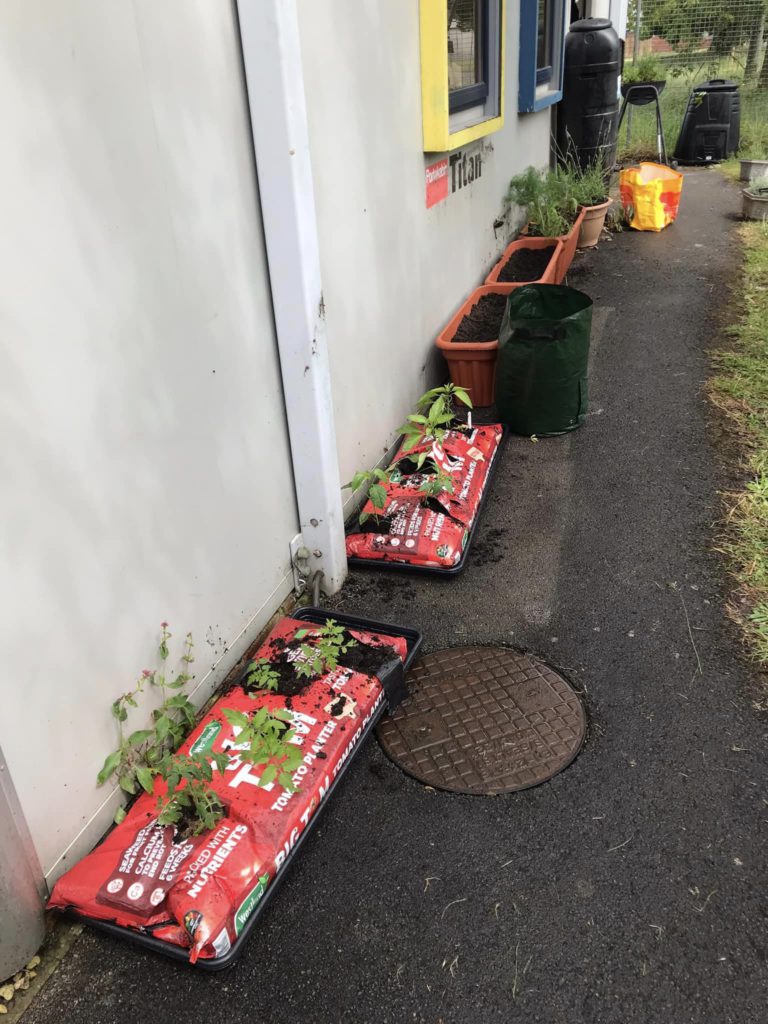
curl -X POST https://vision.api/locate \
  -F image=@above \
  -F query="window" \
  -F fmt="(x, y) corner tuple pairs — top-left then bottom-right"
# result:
(448, 1), (489, 113)
(536, 0), (553, 84)
(519, 0), (567, 113)
(420, 0), (505, 153)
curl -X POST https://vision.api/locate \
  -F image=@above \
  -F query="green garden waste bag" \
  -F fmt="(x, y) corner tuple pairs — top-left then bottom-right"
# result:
(495, 284), (593, 436)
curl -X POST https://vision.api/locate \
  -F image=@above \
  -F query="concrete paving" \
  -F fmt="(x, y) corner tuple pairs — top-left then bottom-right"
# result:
(25, 169), (768, 1024)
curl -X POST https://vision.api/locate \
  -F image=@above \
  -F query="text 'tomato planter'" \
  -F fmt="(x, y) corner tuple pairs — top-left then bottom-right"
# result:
(436, 285), (512, 406)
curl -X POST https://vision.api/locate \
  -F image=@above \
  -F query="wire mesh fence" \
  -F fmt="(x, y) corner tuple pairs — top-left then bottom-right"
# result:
(448, 0), (480, 91)
(620, 0), (768, 161)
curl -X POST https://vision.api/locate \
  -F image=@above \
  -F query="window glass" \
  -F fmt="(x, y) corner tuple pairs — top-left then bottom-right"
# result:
(537, 0), (551, 70)
(448, 0), (481, 91)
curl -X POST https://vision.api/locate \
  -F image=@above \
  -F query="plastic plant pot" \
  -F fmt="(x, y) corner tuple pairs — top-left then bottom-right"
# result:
(556, 207), (587, 280)
(435, 285), (512, 406)
(485, 236), (564, 289)
(577, 199), (612, 248)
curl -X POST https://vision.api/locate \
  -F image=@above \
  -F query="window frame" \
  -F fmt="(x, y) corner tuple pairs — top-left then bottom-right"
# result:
(420, 0), (505, 153)
(519, 0), (568, 114)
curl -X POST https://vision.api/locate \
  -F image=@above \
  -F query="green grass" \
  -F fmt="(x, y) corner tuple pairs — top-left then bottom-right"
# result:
(709, 221), (768, 671)
(719, 158), (742, 183)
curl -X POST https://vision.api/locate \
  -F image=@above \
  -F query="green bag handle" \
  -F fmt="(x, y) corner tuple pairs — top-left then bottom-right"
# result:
(512, 324), (566, 342)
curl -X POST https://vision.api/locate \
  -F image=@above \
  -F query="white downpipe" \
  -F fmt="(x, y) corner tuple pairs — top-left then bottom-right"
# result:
(586, 0), (611, 17)
(236, 0), (347, 594)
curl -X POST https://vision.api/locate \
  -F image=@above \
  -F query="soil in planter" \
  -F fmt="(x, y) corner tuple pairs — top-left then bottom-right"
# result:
(171, 800), (226, 844)
(497, 245), (556, 284)
(358, 515), (393, 534)
(453, 293), (508, 343)
(244, 630), (397, 701)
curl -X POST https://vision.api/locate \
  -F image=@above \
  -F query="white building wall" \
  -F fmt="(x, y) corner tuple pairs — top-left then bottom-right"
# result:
(0, 0), (298, 881)
(297, 0), (551, 492)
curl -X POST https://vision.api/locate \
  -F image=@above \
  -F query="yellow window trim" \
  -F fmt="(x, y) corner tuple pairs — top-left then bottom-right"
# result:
(420, 0), (505, 153)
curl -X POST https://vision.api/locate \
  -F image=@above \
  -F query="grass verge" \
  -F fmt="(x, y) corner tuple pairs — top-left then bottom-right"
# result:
(709, 221), (768, 679)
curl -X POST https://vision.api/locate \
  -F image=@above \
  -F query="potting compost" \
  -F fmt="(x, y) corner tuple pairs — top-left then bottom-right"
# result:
(452, 293), (508, 343)
(497, 244), (557, 283)
(346, 423), (503, 570)
(48, 614), (417, 965)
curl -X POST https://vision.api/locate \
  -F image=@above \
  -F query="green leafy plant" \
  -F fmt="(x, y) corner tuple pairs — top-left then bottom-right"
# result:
(98, 620), (313, 837)
(344, 467), (391, 524)
(508, 162), (611, 236)
(344, 384), (472, 524)
(222, 707), (304, 791)
(398, 383), (473, 450)
(294, 618), (357, 679)
(560, 160), (610, 208)
(143, 751), (229, 835)
(622, 54), (666, 85)
(507, 167), (567, 237)
(245, 657), (281, 692)
(97, 624), (198, 823)
(417, 464), (456, 502)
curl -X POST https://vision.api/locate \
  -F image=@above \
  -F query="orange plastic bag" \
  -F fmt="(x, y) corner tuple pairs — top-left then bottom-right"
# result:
(619, 162), (683, 232)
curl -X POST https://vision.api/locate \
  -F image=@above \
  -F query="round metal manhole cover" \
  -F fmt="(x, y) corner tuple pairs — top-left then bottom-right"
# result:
(377, 646), (586, 795)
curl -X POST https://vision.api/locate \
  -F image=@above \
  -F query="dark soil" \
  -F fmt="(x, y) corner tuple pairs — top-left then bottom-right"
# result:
(337, 639), (397, 677)
(358, 515), (392, 534)
(243, 631), (397, 700)
(497, 244), (556, 283)
(452, 293), (507, 343)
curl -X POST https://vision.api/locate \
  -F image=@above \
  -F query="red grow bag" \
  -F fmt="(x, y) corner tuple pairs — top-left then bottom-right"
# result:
(48, 611), (419, 967)
(346, 423), (504, 572)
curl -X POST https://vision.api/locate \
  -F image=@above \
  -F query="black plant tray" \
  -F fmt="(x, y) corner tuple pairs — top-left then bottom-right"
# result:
(67, 608), (422, 971)
(346, 429), (507, 577)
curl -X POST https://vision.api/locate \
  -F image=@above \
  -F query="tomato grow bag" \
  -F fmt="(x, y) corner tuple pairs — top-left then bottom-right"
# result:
(48, 608), (421, 970)
(345, 423), (505, 575)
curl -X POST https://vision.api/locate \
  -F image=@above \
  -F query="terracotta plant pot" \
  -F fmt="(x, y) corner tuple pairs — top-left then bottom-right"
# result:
(577, 199), (612, 248)
(556, 207), (586, 281)
(484, 236), (564, 288)
(436, 285), (512, 406)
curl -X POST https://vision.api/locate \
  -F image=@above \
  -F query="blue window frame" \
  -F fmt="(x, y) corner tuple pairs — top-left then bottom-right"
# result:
(519, 0), (567, 113)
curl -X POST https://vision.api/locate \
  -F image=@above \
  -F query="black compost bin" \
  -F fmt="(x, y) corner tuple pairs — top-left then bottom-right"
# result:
(495, 285), (593, 436)
(556, 17), (621, 170)
(673, 79), (740, 165)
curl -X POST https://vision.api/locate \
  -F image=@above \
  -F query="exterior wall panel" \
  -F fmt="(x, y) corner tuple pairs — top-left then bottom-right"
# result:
(0, 0), (298, 880)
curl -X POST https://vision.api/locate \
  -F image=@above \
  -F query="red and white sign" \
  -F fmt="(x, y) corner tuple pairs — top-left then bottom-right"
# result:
(425, 158), (449, 209)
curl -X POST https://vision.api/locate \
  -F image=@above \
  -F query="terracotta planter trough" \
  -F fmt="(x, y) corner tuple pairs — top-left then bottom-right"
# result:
(485, 236), (564, 288)
(436, 285), (512, 406)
